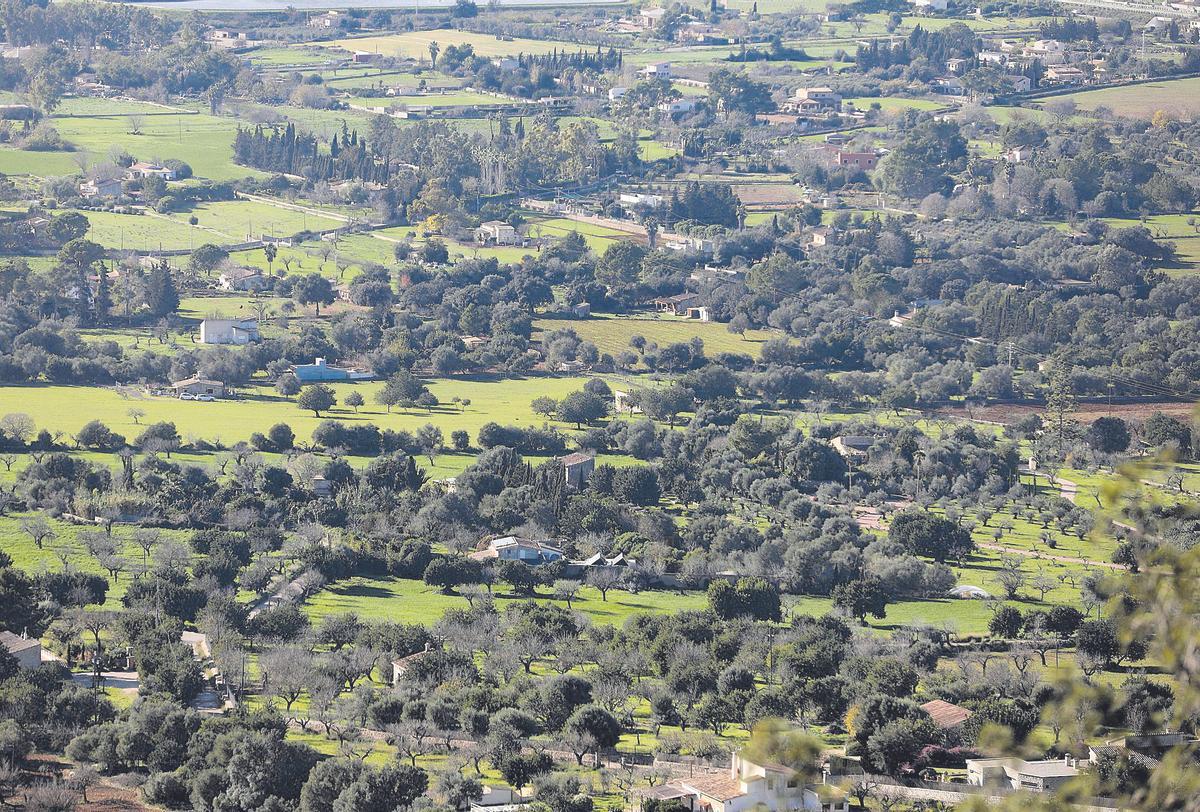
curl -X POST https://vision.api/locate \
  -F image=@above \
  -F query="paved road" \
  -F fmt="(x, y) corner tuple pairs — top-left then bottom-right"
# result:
(71, 669), (140, 698)
(182, 631), (236, 714)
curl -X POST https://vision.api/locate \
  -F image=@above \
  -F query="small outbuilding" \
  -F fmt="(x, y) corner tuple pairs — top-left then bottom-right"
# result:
(831, 435), (873, 460)
(218, 268), (270, 292)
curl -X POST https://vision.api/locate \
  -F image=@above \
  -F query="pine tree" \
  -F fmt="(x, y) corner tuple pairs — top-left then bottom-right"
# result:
(93, 263), (112, 325)
(143, 260), (179, 318)
(1045, 359), (1077, 456)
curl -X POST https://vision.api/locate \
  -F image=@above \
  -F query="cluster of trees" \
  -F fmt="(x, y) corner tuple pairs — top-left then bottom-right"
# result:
(430, 43), (623, 100)
(233, 123), (390, 184)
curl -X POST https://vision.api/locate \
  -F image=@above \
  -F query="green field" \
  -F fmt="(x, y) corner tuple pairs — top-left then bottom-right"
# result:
(74, 200), (345, 251)
(76, 210), (206, 253)
(529, 216), (634, 252)
(846, 96), (946, 113)
(323, 70), (463, 90)
(350, 90), (504, 108)
(0, 512), (191, 608)
(328, 230), (539, 270)
(1042, 77), (1200, 120)
(304, 570), (1023, 637)
(534, 313), (781, 359)
(306, 576), (711, 627)
(1099, 212), (1200, 275)
(0, 375), (613, 448)
(326, 31), (583, 60)
(164, 199), (345, 242)
(47, 104), (260, 182)
(249, 46), (336, 67)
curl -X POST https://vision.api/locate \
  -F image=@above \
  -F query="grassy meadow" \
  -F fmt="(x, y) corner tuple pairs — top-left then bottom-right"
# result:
(0, 374), (612, 447)
(50, 102), (260, 182)
(325, 31), (582, 60)
(534, 313), (780, 359)
(1045, 76), (1200, 120)
(0, 512), (192, 607)
(1099, 212), (1200, 276)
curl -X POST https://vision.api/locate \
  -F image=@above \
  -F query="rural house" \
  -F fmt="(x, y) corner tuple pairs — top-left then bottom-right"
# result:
(788, 87), (842, 114)
(291, 357), (373, 383)
(653, 292), (702, 315)
(639, 61), (672, 79)
(558, 452), (595, 488)
(921, 699), (973, 730)
(308, 10), (345, 28)
(831, 150), (879, 171)
(469, 536), (564, 565)
(637, 7), (667, 29)
(126, 161), (177, 181)
(391, 644), (434, 685)
(474, 220), (520, 246)
(809, 226), (834, 247)
(0, 630), (42, 670)
(636, 750), (848, 812)
(171, 377), (225, 398)
(199, 318), (259, 345)
(966, 756), (1080, 792)
(219, 267), (270, 292)
(79, 177), (123, 199)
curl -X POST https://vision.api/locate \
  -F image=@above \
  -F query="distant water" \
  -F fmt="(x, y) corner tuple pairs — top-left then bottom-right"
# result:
(135, 0), (622, 9)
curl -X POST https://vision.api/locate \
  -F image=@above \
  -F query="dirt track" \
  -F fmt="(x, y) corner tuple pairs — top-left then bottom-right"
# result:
(937, 401), (1198, 426)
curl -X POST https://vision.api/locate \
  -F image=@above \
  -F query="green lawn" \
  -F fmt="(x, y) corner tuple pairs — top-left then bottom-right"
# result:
(1098, 212), (1200, 276)
(527, 216), (633, 252)
(0, 148), (81, 177)
(323, 70), (463, 90)
(249, 46), (336, 67)
(162, 199), (345, 242)
(304, 571), (1018, 637)
(350, 91), (504, 108)
(640, 140), (681, 161)
(74, 209), (207, 253)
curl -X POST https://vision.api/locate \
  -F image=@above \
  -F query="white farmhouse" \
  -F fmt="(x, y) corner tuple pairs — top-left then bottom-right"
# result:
(199, 318), (260, 345)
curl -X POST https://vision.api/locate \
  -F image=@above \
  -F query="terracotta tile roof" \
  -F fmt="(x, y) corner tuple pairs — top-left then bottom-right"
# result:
(922, 699), (973, 728)
(682, 775), (745, 802)
(0, 631), (39, 653)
